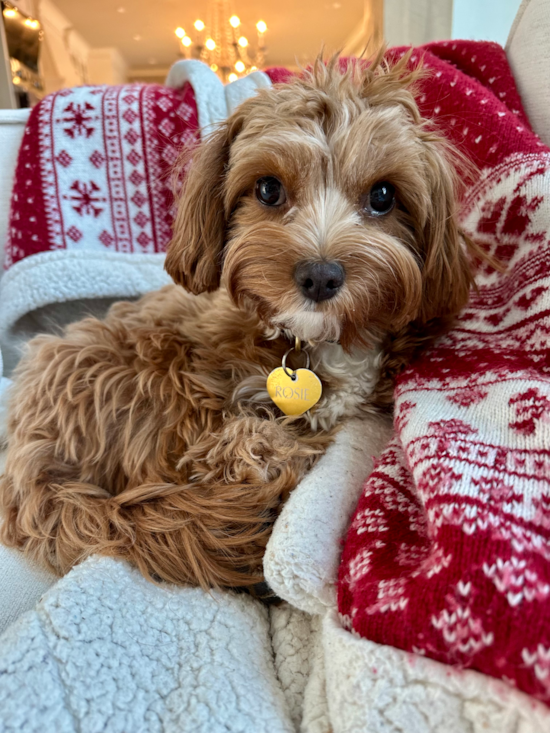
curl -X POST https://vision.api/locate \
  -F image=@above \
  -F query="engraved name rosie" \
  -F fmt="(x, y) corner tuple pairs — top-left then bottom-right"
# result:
(266, 365), (323, 416)
(274, 385), (311, 401)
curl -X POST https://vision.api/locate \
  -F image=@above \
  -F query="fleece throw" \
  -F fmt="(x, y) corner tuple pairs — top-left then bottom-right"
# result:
(338, 39), (550, 710)
(0, 556), (295, 733)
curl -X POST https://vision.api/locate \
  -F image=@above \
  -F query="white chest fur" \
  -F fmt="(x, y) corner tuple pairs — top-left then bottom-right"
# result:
(307, 342), (382, 431)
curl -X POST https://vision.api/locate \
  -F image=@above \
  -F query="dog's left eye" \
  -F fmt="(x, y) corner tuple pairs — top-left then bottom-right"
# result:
(361, 181), (396, 217)
(255, 177), (287, 207)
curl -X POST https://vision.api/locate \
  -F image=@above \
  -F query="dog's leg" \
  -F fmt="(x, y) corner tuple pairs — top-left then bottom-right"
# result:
(116, 414), (332, 588)
(1, 402), (330, 588)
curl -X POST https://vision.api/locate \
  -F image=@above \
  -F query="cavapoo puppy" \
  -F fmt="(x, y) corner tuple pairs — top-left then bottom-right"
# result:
(0, 53), (476, 590)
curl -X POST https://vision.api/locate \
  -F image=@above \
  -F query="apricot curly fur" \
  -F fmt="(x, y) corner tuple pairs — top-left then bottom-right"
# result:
(1, 288), (329, 587)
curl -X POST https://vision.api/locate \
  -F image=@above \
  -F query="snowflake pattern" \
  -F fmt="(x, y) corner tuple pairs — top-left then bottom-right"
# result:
(3, 82), (198, 263)
(395, 399), (416, 432)
(59, 101), (96, 139)
(446, 385), (489, 407)
(64, 181), (105, 217)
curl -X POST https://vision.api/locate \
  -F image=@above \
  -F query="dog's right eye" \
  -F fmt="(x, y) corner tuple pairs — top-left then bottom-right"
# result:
(361, 181), (396, 217)
(255, 177), (287, 207)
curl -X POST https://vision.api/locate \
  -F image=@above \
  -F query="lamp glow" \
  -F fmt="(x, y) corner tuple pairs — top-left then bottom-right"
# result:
(194, 19), (205, 31)
(175, 27), (185, 38)
(2, 7), (17, 17)
(229, 15), (240, 28)
(205, 38), (216, 50)
(228, 73), (238, 83)
(210, 63), (218, 71)
(256, 20), (267, 33)
(235, 60), (245, 72)
(182, 35), (192, 46)
(238, 36), (248, 47)
(24, 18), (39, 28)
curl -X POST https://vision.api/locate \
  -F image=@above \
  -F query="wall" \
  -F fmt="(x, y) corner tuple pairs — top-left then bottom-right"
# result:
(9, 0), (129, 93)
(127, 68), (169, 85)
(8, 0), (91, 92)
(451, 0), (523, 46)
(88, 48), (128, 86)
(36, 0), (91, 91)
(383, 0), (523, 48)
(384, 0), (453, 46)
(343, 0), (384, 58)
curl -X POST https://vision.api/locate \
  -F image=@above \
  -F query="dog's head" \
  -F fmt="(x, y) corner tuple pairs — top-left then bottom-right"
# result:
(166, 53), (474, 350)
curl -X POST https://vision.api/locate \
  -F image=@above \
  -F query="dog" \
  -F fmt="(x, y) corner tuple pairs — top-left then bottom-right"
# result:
(0, 52), (476, 591)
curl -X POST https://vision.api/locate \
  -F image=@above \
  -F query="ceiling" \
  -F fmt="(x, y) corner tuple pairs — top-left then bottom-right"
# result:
(53, 0), (365, 72)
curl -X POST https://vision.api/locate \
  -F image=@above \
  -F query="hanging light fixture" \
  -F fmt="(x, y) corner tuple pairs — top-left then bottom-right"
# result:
(174, 0), (267, 83)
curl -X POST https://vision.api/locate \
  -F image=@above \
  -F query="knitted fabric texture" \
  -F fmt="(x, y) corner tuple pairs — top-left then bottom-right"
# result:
(338, 41), (550, 705)
(5, 82), (198, 268)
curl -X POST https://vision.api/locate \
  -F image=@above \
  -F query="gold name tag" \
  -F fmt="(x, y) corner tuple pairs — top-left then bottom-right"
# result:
(266, 367), (322, 416)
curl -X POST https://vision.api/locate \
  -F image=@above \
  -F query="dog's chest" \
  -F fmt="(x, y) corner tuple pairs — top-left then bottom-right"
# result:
(307, 342), (382, 430)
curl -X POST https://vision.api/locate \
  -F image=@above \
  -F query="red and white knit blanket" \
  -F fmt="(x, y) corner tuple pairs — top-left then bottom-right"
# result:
(339, 41), (550, 705)
(6, 83), (198, 267)
(0, 81), (199, 332)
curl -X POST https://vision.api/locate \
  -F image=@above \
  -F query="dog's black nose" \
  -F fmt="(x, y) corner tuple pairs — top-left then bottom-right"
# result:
(294, 261), (345, 302)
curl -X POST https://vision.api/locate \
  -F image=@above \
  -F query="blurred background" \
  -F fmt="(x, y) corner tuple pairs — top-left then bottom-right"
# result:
(0, 0), (522, 108)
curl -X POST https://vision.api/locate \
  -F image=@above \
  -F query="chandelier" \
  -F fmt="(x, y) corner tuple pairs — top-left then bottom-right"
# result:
(174, 0), (267, 83)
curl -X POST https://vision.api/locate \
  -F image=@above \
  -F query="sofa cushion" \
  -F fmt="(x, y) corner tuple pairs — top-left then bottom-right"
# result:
(507, 0), (550, 146)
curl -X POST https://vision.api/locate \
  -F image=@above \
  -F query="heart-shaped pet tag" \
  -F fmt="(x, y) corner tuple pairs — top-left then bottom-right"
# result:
(266, 367), (323, 416)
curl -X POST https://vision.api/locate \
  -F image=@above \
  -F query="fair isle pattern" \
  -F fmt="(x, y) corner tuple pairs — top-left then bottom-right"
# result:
(5, 82), (198, 268)
(339, 42), (550, 704)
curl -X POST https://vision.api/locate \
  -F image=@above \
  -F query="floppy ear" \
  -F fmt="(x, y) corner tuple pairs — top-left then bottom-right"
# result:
(165, 116), (242, 294)
(417, 137), (474, 323)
